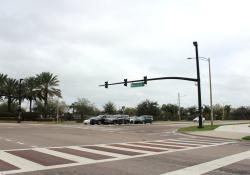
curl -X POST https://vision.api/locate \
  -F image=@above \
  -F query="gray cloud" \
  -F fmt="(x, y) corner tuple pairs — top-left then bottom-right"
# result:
(0, 0), (250, 109)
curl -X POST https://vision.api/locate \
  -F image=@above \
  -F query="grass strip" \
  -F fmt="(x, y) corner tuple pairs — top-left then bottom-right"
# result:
(178, 125), (220, 132)
(242, 136), (250, 141)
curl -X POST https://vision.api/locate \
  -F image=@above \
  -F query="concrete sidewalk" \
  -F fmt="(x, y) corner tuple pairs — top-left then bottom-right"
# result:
(188, 124), (250, 140)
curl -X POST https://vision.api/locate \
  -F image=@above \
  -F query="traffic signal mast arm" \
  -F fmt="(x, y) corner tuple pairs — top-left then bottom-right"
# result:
(99, 76), (198, 88)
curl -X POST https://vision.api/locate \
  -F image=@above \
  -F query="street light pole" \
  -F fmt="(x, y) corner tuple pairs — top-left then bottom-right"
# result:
(187, 57), (213, 126)
(193, 41), (203, 128)
(18, 78), (23, 123)
(208, 58), (214, 126)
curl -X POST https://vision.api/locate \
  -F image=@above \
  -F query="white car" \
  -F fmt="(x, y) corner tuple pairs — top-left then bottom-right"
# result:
(83, 118), (92, 125)
(193, 117), (205, 123)
(129, 116), (137, 124)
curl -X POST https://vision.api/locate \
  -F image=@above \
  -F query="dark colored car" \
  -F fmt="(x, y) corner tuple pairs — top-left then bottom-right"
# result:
(134, 115), (153, 124)
(142, 115), (153, 124)
(90, 115), (107, 125)
(129, 116), (138, 124)
(116, 115), (130, 124)
(104, 115), (118, 124)
(104, 115), (130, 125)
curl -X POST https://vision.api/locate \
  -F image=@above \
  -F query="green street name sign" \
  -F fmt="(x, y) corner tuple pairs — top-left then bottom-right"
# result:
(131, 82), (145, 88)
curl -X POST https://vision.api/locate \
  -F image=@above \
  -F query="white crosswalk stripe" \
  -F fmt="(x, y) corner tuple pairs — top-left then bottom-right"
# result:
(103, 145), (154, 154)
(167, 139), (216, 145)
(0, 137), (235, 175)
(68, 146), (130, 159)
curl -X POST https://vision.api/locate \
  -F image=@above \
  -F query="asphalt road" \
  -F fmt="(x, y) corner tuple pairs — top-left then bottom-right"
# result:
(0, 122), (249, 175)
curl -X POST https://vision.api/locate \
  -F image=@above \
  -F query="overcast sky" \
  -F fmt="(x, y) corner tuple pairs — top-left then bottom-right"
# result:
(0, 0), (250, 109)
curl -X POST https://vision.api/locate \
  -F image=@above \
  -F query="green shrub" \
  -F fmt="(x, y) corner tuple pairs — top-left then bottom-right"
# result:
(0, 117), (17, 121)
(36, 118), (55, 122)
(0, 112), (17, 118)
(21, 112), (41, 121)
(242, 136), (250, 141)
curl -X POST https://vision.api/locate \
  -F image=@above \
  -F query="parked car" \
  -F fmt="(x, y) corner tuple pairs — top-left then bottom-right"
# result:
(116, 115), (130, 124)
(83, 117), (93, 125)
(104, 115), (118, 124)
(193, 117), (205, 123)
(89, 115), (107, 125)
(133, 115), (153, 124)
(104, 115), (130, 125)
(139, 115), (153, 124)
(129, 116), (138, 124)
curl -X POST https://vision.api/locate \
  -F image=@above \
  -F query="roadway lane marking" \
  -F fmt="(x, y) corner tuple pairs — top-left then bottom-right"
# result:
(176, 137), (229, 143)
(103, 145), (153, 154)
(16, 142), (24, 145)
(50, 147), (114, 160)
(161, 150), (250, 175)
(167, 139), (215, 145)
(5, 139), (12, 142)
(146, 141), (187, 148)
(161, 141), (202, 147)
(69, 146), (131, 159)
(83, 145), (144, 156)
(173, 137), (232, 143)
(128, 142), (184, 150)
(109, 143), (168, 152)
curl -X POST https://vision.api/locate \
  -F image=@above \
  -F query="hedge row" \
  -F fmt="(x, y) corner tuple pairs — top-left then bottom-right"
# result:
(0, 112), (17, 118)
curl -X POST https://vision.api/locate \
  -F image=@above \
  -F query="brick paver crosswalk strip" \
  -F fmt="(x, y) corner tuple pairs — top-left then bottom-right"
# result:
(0, 137), (235, 175)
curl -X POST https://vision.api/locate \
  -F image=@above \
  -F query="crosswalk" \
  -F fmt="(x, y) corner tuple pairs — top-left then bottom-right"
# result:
(0, 137), (236, 175)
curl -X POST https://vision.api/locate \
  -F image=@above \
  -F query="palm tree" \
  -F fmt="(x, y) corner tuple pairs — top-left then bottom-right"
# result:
(4, 78), (18, 112)
(0, 73), (7, 98)
(36, 72), (61, 117)
(23, 77), (39, 112)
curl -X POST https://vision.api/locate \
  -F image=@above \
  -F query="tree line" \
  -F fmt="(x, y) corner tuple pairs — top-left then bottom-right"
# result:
(1, 72), (250, 121)
(70, 99), (250, 121)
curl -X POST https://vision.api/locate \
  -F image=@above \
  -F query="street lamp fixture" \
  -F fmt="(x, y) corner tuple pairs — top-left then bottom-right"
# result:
(187, 57), (213, 126)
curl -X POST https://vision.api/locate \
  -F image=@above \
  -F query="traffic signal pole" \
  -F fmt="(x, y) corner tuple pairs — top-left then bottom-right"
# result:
(100, 76), (198, 88)
(193, 41), (203, 128)
(100, 41), (204, 128)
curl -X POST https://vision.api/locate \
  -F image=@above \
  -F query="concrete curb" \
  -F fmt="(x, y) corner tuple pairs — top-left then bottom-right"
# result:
(177, 131), (239, 141)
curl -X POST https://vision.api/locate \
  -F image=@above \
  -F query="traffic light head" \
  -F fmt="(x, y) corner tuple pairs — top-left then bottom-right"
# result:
(124, 79), (127, 86)
(105, 81), (108, 88)
(143, 76), (147, 84)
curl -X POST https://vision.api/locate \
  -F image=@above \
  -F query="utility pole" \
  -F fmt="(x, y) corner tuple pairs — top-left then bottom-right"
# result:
(193, 41), (203, 128)
(208, 58), (214, 126)
(187, 57), (213, 126)
(56, 99), (59, 124)
(222, 103), (225, 120)
(178, 92), (181, 121)
(18, 79), (23, 123)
